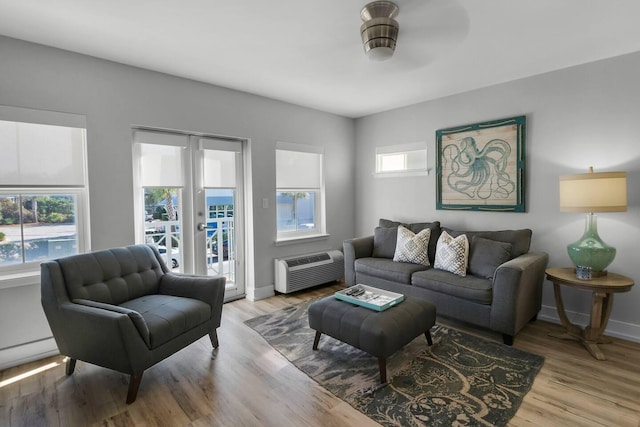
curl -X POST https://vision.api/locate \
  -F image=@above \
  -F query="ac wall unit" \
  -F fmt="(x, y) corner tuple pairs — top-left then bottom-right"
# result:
(275, 250), (344, 294)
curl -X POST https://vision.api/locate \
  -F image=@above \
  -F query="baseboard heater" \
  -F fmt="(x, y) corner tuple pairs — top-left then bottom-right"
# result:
(275, 250), (344, 294)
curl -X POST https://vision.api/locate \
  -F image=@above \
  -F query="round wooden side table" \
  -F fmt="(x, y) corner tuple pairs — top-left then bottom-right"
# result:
(545, 267), (634, 360)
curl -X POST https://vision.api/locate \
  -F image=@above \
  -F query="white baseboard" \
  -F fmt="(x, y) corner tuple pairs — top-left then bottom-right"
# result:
(0, 337), (59, 371)
(538, 304), (640, 344)
(247, 284), (275, 301)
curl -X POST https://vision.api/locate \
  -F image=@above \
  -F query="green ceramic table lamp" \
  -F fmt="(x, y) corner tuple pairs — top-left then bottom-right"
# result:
(559, 167), (627, 276)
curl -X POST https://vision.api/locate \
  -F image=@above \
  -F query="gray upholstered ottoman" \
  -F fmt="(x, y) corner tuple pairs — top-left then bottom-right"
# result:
(308, 295), (436, 383)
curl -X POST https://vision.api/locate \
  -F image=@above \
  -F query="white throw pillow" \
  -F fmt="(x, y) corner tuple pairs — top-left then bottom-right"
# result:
(393, 225), (431, 266)
(434, 231), (469, 276)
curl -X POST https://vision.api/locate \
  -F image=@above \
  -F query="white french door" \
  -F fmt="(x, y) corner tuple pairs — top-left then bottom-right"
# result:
(192, 136), (244, 299)
(133, 130), (245, 301)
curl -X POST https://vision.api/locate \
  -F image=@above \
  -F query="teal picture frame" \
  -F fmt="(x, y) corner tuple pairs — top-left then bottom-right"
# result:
(436, 115), (526, 212)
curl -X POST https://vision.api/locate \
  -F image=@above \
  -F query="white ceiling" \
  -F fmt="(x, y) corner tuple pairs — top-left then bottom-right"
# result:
(1, 0), (640, 118)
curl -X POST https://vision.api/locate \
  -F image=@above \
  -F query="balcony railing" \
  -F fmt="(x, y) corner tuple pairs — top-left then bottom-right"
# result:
(206, 219), (234, 283)
(144, 218), (234, 284)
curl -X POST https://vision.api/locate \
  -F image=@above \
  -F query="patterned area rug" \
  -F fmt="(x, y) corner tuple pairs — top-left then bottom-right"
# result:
(245, 299), (544, 427)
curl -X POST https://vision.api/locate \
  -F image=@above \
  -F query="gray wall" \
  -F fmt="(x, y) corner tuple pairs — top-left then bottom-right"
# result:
(355, 51), (640, 342)
(0, 36), (355, 368)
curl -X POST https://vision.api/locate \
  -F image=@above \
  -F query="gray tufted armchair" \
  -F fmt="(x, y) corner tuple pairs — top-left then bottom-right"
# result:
(41, 244), (225, 403)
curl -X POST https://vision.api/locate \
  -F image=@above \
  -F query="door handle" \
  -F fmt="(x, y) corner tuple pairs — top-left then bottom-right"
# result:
(197, 223), (214, 231)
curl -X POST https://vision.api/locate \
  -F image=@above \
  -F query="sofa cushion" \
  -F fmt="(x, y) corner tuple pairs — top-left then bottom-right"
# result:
(120, 294), (211, 349)
(468, 236), (513, 280)
(379, 218), (441, 265)
(434, 231), (469, 276)
(355, 257), (429, 285)
(443, 227), (531, 257)
(393, 225), (431, 266)
(412, 269), (493, 305)
(372, 226), (398, 258)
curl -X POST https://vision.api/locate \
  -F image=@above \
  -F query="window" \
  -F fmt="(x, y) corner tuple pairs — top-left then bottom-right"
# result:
(0, 107), (89, 272)
(276, 142), (325, 241)
(375, 142), (428, 177)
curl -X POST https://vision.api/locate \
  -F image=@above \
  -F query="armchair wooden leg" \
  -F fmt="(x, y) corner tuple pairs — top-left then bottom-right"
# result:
(126, 372), (144, 404)
(209, 330), (219, 348)
(65, 358), (76, 376)
(424, 331), (433, 346)
(503, 334), (514, 346)
(313, 331), (322, 350)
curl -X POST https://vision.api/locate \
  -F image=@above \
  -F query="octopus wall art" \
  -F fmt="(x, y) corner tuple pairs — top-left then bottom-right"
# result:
(436, 116), (526, 212)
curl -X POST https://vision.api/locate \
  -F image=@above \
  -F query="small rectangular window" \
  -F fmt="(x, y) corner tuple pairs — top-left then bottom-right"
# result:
(375, 142), (428, 177)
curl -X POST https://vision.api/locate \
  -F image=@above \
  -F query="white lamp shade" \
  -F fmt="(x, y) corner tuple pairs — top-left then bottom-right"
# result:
(559, 171), (627, 213)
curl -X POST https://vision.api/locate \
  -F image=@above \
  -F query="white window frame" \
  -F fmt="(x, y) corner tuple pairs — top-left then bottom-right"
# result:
(374, 141), (428, 178)
(0, 105), (90, 280)
(276, 141), (327, 243)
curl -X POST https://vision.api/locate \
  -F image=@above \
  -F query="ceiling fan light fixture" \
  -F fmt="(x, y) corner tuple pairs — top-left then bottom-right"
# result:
(360, 1), (399, 61)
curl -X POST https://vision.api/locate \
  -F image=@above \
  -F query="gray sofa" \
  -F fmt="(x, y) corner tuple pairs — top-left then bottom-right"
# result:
(41, 244), (226, 403)
(343, 219), (549, 344)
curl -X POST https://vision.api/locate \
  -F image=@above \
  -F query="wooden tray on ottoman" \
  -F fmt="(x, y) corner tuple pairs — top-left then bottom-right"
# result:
(335, 284), (404, 312)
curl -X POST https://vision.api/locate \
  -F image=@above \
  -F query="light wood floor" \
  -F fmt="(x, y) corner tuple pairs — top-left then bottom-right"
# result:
(2, 282), (639, 426)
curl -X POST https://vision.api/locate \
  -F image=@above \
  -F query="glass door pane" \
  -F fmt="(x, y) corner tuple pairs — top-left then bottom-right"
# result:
(203, 189), (235, 281)
(143, 188), (182, 272)
(195, 138), (244, 301)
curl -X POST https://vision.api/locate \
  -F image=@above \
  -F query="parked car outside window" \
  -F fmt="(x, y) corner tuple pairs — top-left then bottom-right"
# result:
(157, 245), (179, 269)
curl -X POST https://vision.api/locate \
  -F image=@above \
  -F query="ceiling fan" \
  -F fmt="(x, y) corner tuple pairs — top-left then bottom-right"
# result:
(360, 1), (400, 61)
(359, 0), (470, 66)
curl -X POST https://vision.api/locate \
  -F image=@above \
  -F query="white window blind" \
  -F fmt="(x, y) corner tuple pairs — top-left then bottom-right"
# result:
(276, 144), (323, 189)
(134, 130), (188, 187)
(0, 120), (86, 186)
(200, 137), (240, 188)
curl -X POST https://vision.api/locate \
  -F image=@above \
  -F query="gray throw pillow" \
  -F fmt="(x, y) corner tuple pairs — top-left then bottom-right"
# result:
(443, 227), (531, 257)
(468, 236), (513, 280)
(379, 218), (407, 229)
(372, 226), (397, 258)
